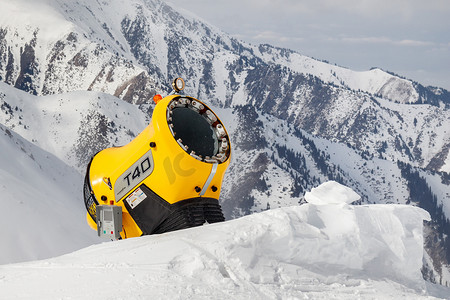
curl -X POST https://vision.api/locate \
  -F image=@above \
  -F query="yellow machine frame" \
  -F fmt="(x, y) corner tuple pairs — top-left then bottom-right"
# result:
(84, 90), (231, 239)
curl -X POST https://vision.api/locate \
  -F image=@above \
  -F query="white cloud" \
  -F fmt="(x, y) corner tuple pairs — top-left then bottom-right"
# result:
(396, 39), (434, 47)
(251, 30), (305, 43)
(340, 36), (434, 47)
(271, 0), (450, 19)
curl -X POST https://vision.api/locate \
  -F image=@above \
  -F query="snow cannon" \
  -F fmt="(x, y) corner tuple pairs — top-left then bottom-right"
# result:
(83, 78), (231, 239)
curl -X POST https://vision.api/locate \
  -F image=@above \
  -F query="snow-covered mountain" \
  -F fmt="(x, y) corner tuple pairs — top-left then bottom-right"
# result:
(1, 71), (449, 284)
(0, 81), (151, 170)
(2, 0), (449, 103)
(0, 0), (449, 288)
(1, 0), (449, 173)
(0, 0), (448, 172)
(1, 181), (450, 299)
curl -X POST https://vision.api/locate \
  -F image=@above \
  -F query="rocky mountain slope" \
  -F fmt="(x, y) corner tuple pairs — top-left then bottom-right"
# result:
(0, 0), (449, 172)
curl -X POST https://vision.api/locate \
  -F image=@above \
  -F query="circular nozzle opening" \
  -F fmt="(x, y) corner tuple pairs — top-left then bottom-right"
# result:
(171, 107), (218, 157)
(167, 97), (230, 163)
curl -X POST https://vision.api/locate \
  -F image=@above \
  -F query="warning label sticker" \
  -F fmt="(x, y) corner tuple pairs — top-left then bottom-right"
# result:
(125, 187), (147, 209)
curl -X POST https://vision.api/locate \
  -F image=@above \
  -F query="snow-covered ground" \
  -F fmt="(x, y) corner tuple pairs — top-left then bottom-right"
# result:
(0, 122), (99, 265)
(1, 181), (449, 299)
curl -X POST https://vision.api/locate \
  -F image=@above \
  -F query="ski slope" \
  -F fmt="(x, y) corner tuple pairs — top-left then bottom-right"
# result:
(0, 123), (98, 264)
(1, 181), (449, 299)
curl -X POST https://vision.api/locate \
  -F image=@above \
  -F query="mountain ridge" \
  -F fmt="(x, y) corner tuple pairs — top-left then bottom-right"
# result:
(1, 0), (449, 105)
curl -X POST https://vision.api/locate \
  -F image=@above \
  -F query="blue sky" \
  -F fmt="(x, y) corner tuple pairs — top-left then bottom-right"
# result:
(166, 0), (450, 90)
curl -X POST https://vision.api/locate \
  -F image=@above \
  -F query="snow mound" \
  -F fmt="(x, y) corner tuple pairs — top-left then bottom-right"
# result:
(1, 182), (448, 299)
(305, 180), (361, 205)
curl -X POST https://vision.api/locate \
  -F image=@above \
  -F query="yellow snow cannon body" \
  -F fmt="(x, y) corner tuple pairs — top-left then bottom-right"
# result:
(83, 79), (231, 239)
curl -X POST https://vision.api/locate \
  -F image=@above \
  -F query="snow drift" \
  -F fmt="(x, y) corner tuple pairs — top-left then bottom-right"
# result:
(1, 181), (449, 299)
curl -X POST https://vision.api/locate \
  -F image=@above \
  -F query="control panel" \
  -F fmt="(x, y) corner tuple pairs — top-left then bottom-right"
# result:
(96, 205), (122, 240)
